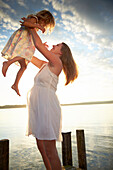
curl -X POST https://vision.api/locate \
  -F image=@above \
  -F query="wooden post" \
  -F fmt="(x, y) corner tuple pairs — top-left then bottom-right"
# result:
(76, 130), (87, 170)
(0, 139), (9, 170)
(62, 132), (73, 166)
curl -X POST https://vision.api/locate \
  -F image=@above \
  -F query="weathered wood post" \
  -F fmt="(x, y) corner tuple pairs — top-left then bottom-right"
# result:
(76, 130), (87, 170)
(62, 132), (72, 166)
(0, 139), (9, 170)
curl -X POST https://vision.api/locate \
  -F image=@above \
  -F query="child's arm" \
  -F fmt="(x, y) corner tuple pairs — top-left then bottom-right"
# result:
(20, 17), (45, 33)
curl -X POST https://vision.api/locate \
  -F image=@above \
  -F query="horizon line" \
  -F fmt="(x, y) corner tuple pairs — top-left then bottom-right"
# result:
(0, 100), (113, 109)
(61, 100), (113, 106)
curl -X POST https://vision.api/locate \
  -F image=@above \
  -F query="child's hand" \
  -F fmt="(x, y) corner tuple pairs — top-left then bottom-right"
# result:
(36, 24), (45, 33)
(41, 27), (45, 33)
(19, 17), (34, 27)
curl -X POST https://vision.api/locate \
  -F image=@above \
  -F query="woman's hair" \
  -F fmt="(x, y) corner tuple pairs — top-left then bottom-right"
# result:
(28, 10), (55, 32)
(60, 43), (79, 85)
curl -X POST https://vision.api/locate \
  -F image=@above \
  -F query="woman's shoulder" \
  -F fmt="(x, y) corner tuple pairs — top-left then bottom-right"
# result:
(48, 60), (63, 77)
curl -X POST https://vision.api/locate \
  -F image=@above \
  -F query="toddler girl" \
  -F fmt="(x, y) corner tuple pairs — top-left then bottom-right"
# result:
(1, 10), (55, 96)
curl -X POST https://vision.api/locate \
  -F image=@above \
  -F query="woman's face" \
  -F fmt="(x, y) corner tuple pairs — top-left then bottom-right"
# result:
(50, 43), (63, 55)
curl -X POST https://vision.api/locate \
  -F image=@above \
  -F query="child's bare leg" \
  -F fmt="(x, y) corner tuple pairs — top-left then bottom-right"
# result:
(11, 59), (27, 96)
(2, 56), (22, 77)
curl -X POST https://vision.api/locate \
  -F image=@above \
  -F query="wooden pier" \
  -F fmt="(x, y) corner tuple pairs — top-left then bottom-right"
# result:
(0, 130), (87, 170)
(62, 165), (83, 170)
(0, 139), (9, 170)
(62, 130), (87, 170)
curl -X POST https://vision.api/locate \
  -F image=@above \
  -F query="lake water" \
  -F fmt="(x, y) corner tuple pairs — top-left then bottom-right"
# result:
(0, 104), (113, 170)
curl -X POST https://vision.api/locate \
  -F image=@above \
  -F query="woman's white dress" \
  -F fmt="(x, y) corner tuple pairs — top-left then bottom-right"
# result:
(26, 63), (62, 142)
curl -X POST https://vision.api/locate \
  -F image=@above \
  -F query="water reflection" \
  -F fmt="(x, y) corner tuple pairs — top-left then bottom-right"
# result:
(0, 105), (113, 169)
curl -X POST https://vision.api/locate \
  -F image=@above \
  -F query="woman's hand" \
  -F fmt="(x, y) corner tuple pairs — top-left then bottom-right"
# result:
(20, 17), (45, 33)
(20, 17), (33, 27)
(20, 17), (29, 26)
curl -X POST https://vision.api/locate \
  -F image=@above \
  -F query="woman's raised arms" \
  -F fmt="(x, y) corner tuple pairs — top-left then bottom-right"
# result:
(29, 28), (62, 67)
(21, 18), (62, 75)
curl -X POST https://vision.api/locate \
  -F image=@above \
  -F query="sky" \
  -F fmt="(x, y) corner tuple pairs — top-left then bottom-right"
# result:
(0, 0), (113, 106)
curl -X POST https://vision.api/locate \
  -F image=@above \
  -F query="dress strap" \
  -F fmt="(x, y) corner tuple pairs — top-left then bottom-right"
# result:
(38, 63), (47, 74)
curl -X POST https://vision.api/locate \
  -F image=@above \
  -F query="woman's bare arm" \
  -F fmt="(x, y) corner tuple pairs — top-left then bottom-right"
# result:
(31, 56), (47, 68)
(29, 28), (62, 67)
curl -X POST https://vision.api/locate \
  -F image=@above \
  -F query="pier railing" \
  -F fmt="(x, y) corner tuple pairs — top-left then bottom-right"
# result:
(0, 130), (87, 170)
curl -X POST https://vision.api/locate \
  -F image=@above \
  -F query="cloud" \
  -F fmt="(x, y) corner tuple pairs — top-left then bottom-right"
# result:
(0, 0), (113, 103)
(0, 9), (20, 30)
(0, 0), (16, 14)
(0, 34), (7, 39)
(0, 44), (4, 51)
(2, 22), (19, 31)
(49, 0), (113, 50)
(17, 0), (28, 8)
(42, 0), (49, 5)
(0, 0), (21, 31)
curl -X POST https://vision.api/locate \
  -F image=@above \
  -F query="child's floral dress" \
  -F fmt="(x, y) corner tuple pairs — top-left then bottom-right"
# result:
(1, 15), (38, 65)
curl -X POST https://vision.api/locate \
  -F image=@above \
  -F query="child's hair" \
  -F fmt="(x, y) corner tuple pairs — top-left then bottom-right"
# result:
(60, 42), (79, 85)
(27, 10), (55, 33)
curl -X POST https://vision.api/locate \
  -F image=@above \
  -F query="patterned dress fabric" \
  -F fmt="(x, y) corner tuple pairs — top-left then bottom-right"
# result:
(1, 15), (38, 65)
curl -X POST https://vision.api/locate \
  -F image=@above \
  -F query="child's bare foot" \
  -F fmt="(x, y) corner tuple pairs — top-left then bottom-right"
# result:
(2, 61), (9, 77)
(11, 84), (21, 96)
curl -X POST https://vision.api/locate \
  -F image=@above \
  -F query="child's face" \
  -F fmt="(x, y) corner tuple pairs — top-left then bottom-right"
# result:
(40, 20), (46, 28)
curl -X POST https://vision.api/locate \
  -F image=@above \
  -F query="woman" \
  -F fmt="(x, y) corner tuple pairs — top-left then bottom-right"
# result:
(22, 19), (78, 170)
